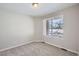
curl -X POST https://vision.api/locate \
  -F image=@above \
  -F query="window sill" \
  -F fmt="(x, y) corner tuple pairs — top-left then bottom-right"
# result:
(45, 35), (63, 40)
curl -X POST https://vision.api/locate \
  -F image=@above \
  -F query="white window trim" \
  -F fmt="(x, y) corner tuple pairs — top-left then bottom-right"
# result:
(43, 15), (64, 39)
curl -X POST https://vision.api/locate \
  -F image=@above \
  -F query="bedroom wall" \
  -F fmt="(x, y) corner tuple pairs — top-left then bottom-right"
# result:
(33, 18), (44, 42)
(44, 4), (79, 53)
(77, 7), (79, 55)
(33, 4), (79, 54)
(0, 9), (34, 51)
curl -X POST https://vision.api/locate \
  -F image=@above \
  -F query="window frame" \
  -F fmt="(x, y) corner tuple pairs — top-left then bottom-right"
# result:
(44, 15), (64, 39)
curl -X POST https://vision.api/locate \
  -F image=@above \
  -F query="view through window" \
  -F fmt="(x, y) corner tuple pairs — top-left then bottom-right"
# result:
(47, 16), (64, 38)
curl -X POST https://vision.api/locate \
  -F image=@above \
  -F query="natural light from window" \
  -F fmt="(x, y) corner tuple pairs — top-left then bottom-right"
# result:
(46, 16), (64, 38)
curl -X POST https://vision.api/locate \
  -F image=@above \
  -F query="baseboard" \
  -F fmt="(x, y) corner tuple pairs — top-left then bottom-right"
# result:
(0, 39), (44, 52)
(0, 40), (78, 56)
(0, 40), (34, 52)
(44, 41), (78, 55)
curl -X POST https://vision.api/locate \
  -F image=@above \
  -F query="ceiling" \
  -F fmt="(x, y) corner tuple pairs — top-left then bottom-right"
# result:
(0, 3), (77, 16)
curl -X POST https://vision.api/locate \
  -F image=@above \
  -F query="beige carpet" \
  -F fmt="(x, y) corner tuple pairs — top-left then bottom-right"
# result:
(0, 42), (77, 56)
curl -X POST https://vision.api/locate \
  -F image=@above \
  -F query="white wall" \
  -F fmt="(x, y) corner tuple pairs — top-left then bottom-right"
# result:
(33, 18), (44, 42)
(34, 4), (79, 54)
(0, 9), (34, 50)
(77, 7), (79, 55)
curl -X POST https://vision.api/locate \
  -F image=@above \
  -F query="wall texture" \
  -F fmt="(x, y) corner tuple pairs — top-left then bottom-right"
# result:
(0, 9), (34, 50)
(33, 18), (44, 42)
(33, 4), (79, 54)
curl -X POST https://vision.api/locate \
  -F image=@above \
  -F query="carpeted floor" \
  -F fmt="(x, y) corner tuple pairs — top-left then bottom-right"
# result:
(0, 42), (78, 56)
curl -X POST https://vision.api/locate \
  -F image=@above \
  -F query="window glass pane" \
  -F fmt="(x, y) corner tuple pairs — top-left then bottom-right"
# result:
(47, 16), (64, 38)
(53, 17), (64, 37)
(48, 29), (51, 33)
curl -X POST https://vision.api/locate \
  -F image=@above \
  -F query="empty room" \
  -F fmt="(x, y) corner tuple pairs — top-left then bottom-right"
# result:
(0, 3), (79, 56)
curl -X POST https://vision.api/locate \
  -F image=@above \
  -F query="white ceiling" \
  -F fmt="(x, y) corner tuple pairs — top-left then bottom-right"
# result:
(0, 3), (77, 16)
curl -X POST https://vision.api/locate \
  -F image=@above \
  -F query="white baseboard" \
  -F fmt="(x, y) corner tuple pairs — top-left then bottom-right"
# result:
(0, 38), (44, 52)
(44, 41), (78, 55)
(0, 40), (44, 52)
(0, 40), (78, 56)
(0, 40), (34, 52)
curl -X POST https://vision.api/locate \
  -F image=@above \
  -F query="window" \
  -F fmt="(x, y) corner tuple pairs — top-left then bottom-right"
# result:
(46, 16), (64, 38)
